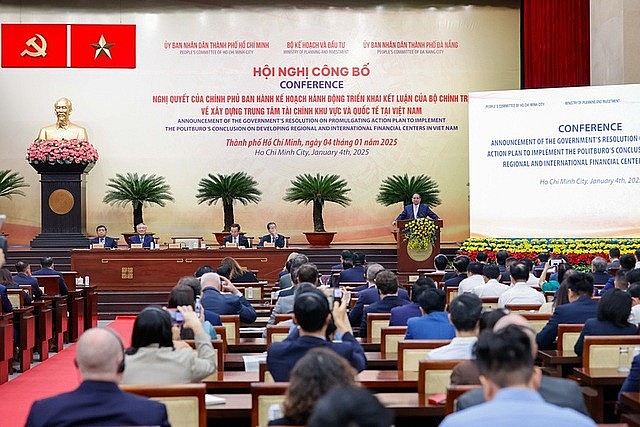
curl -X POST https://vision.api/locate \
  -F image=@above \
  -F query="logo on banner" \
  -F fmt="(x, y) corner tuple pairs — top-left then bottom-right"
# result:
(71, 24), (136, 68)
(20, 33), (48, 58)
(90, 35), (115, 59)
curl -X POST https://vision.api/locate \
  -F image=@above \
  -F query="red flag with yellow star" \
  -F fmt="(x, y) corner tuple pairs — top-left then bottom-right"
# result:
(70, 24), (135, 68)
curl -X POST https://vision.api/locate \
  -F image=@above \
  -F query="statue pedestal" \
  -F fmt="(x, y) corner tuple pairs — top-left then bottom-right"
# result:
(30, 162), (93, 248)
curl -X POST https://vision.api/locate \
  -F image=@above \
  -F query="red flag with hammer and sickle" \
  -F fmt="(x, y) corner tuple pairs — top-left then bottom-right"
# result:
(1, 24), (67, 68)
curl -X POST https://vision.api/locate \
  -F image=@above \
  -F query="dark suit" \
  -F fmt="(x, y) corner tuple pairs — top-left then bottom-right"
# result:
(348, 286), (410, 327)
(32, 267), (68, 296)
(258, 234), (285, 248)
(574, 318), (638, 356)
(25, 380), (169, 427)
(0, 284), (12, 313)
(535, 295), (598, 350)
(266, 332), (366, 381)
(359, 295), (411, 338)
(619, 353), (640, 399)
(456, 375), (589, 415)
(389, 303), (422, 326)
(444, 273), (466, 289)
(223, 234), (249, 247)
(396, 203), (439, 221)
(89, 236), (118, 249)
(450, 360), (481, 385)
(129, 234), (154, 248)
(201, 286), (257, 324)
(13, 272), (43, 299)
(338, 265), (366, 284)
(404, 311), (455, 339)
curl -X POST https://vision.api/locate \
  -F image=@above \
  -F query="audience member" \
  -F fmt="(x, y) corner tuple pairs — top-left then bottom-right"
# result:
(458, 262), (486, 294)
(25, 328), (169, 427)
(519, 258), (540, 286)
(574, 288), (637, 356)
(472, 264), (509, 298)
(536, 272), (597, 350)
(453, 315), (591, 419)
(89, 224), (119, 249)
(614, 269), (630, 291)
(194, 264), (215, 278)
(278, 254), (309, 290)
(628, 283), (640, 326)
(266, 261), (317, 331)
(434, 253), (449, 273)
(405, 288), (455, 339)
(534, 252), (550, 275)
(307, 386), (394, 427)
(444, 255), (470, 288)
(591, 256), (611, 285)
(32, 256), (68, 296)
(223, 223), (249, 247)
(129, 222), (154, 248)
(217, 256), (258, 283)
(338, 251), (367, 284)
(636, 249), (640, 269)
(200, 272), (257, 324)
(13, 261), (43, 299)
(122, 305), (217, 384)
(258, 221), (286, 248)
(608, 247), (621, 269)
(496, 250), (510, 282)
(269, 347), (357, 425)
(389, 276), (436, 326)
(599, 254), (636, 295)
(539, 261), (569, 292)
(426, 293), (482, 360)
(0, 268), (32, 305)
(475, 251), (488, 263)
(267, 287), (366, 381)
(498, 262), (545, 308)
(167, 284), (218, 338)
(359, 270), (411, 338)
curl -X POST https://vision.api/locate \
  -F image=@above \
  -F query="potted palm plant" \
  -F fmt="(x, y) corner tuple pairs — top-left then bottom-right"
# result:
(284, 173), (351, 246)
(377, 174), (441, 241)
(0, 169), (29, 200)
(196, 171), (262, 244)
(102, 173), (174, 242)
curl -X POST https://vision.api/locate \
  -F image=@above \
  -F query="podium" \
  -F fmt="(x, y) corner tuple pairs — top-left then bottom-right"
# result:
(396, 219), (443, 274)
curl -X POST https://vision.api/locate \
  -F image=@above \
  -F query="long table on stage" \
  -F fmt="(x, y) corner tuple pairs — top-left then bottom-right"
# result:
(70, 247), (294, 289)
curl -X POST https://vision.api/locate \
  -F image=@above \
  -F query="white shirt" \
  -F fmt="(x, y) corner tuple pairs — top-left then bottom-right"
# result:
(629, 305), (640, 326)
(426, 336), (478, 360)
(526, 273), (540, 287)
(498, 282), (546, 308)
(473, 279), (510, 298)
(458, 275), (486, 294)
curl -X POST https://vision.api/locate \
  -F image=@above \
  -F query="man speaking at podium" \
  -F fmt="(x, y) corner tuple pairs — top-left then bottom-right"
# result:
(393, 193), (440, 226)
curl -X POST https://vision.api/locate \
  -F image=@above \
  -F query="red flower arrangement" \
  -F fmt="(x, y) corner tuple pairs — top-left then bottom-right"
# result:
(27, 139), (99, 165)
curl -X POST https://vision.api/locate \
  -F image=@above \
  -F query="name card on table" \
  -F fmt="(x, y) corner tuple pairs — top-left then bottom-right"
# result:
(130, 243), (143, 249)
(90, 243), (104, 249)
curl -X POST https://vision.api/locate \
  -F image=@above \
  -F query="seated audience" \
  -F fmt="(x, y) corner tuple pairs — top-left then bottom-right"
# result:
(472, 264), (509, 298)
(200, 272), (257, 324)
(307, 386), (394, 427)
(194, 264), (215, 278)
(444, 255), (470, 288)
(167, 284), (218, 337)
(217, 256), (258, 283)
(266, 287), (366, 381)
(475, 251), (488, 263)
(434, 253), (450, 274)
(590, 256), (611, 285)
(443, 324), (595, 426)
(458, 262), (485, 294)
(337, 251), (367, 284)
(619, 314), (640, 398)
(389, 276), (436, 326)
(496, 250), (510, 282)
(359, 270), (411, 338)
(258, 221), (286, 248)
(269, 347), (357, 426)
(349, 265), (408, 327)
(520, 258), (540, 286)
(278, 254), (308, 290)
(32, 256), (68, 295)
(405, 288), (455, 339)
(536, 272), (597, 350)
(426, 293), (482, 360)
(498, 261), (545, 308)
(574, 288), (637, 356)
(122, 305), (217, 384)
(26, 328), (169, 427)
(538, 261), (569, 292)
(13, 261), (43, 299)
(0, 267), (32, 305)
(328, 250), (353, 287)
(628, 283), (640, 326)
(599, 253), (636, 295)
(608, 247), (621, 270)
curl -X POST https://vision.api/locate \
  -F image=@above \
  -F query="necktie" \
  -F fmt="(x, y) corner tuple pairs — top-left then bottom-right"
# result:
(271, 236), (275, 243)
(100, 238), (104, 244)
(413, 205), (418, 218)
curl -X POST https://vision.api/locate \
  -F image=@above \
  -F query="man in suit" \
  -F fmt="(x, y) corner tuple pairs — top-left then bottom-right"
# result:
(257, 221), (286, 248)
(338, 251), (367, 285)
(405, 288), (455, 339)
(32, 256), (68, 296)
(455, 314), (590, 416)
(129, 223), (154, 248)
(25, 328), (169, 427)
(359, 270), (411, 338)
(267, 286), (366, 381)
(13, 260), (43, 300)
(393, 193), (439, 226)
(348, 264), (409, 327)
(390, 276), (436, 326)
(536, 272), (598, 350)
(89, 224), (118, 249)
(200, 272), (257, 324)
(223, 223), (249, 248)
(444, 255), (471, 289)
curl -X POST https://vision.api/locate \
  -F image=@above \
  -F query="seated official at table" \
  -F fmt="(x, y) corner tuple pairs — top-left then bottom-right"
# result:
(258, 221), (286, 248)
(223, 223), (249, 248)
(89, 224), (118, 249)
(129, 223), (154, 248)
(392, 192), (439, 226)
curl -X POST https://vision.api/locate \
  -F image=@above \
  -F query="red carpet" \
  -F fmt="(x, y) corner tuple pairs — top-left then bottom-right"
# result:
(0, 317), (137, 426)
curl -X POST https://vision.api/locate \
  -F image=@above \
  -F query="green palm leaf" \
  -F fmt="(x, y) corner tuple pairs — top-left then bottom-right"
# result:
(377, 174), (441, 207)
(103, 173), (174, 230)
(284, 173), (351, 232)
(196, 172), (262, 231)
(0, 170), (29, 199)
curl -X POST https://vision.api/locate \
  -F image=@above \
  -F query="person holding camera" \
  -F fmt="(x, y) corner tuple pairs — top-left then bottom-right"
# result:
(121, 305), (217, 384)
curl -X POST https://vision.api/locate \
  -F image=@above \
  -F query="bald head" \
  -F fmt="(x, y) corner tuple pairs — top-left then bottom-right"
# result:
(493, 313), (537, 355)
(75, 328), (124, 381)
(200, 272), (222, 290)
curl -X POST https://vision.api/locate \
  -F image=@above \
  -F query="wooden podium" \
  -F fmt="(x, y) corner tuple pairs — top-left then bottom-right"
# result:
(396, 219), (443, 274)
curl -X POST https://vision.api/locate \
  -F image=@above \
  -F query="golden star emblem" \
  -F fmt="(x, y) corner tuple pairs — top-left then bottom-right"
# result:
(90, 35), (115, 59)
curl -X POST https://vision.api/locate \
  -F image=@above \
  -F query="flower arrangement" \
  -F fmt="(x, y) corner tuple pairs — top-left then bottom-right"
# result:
(403, 218), (439, 250)
(27, 139), (99, 165)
